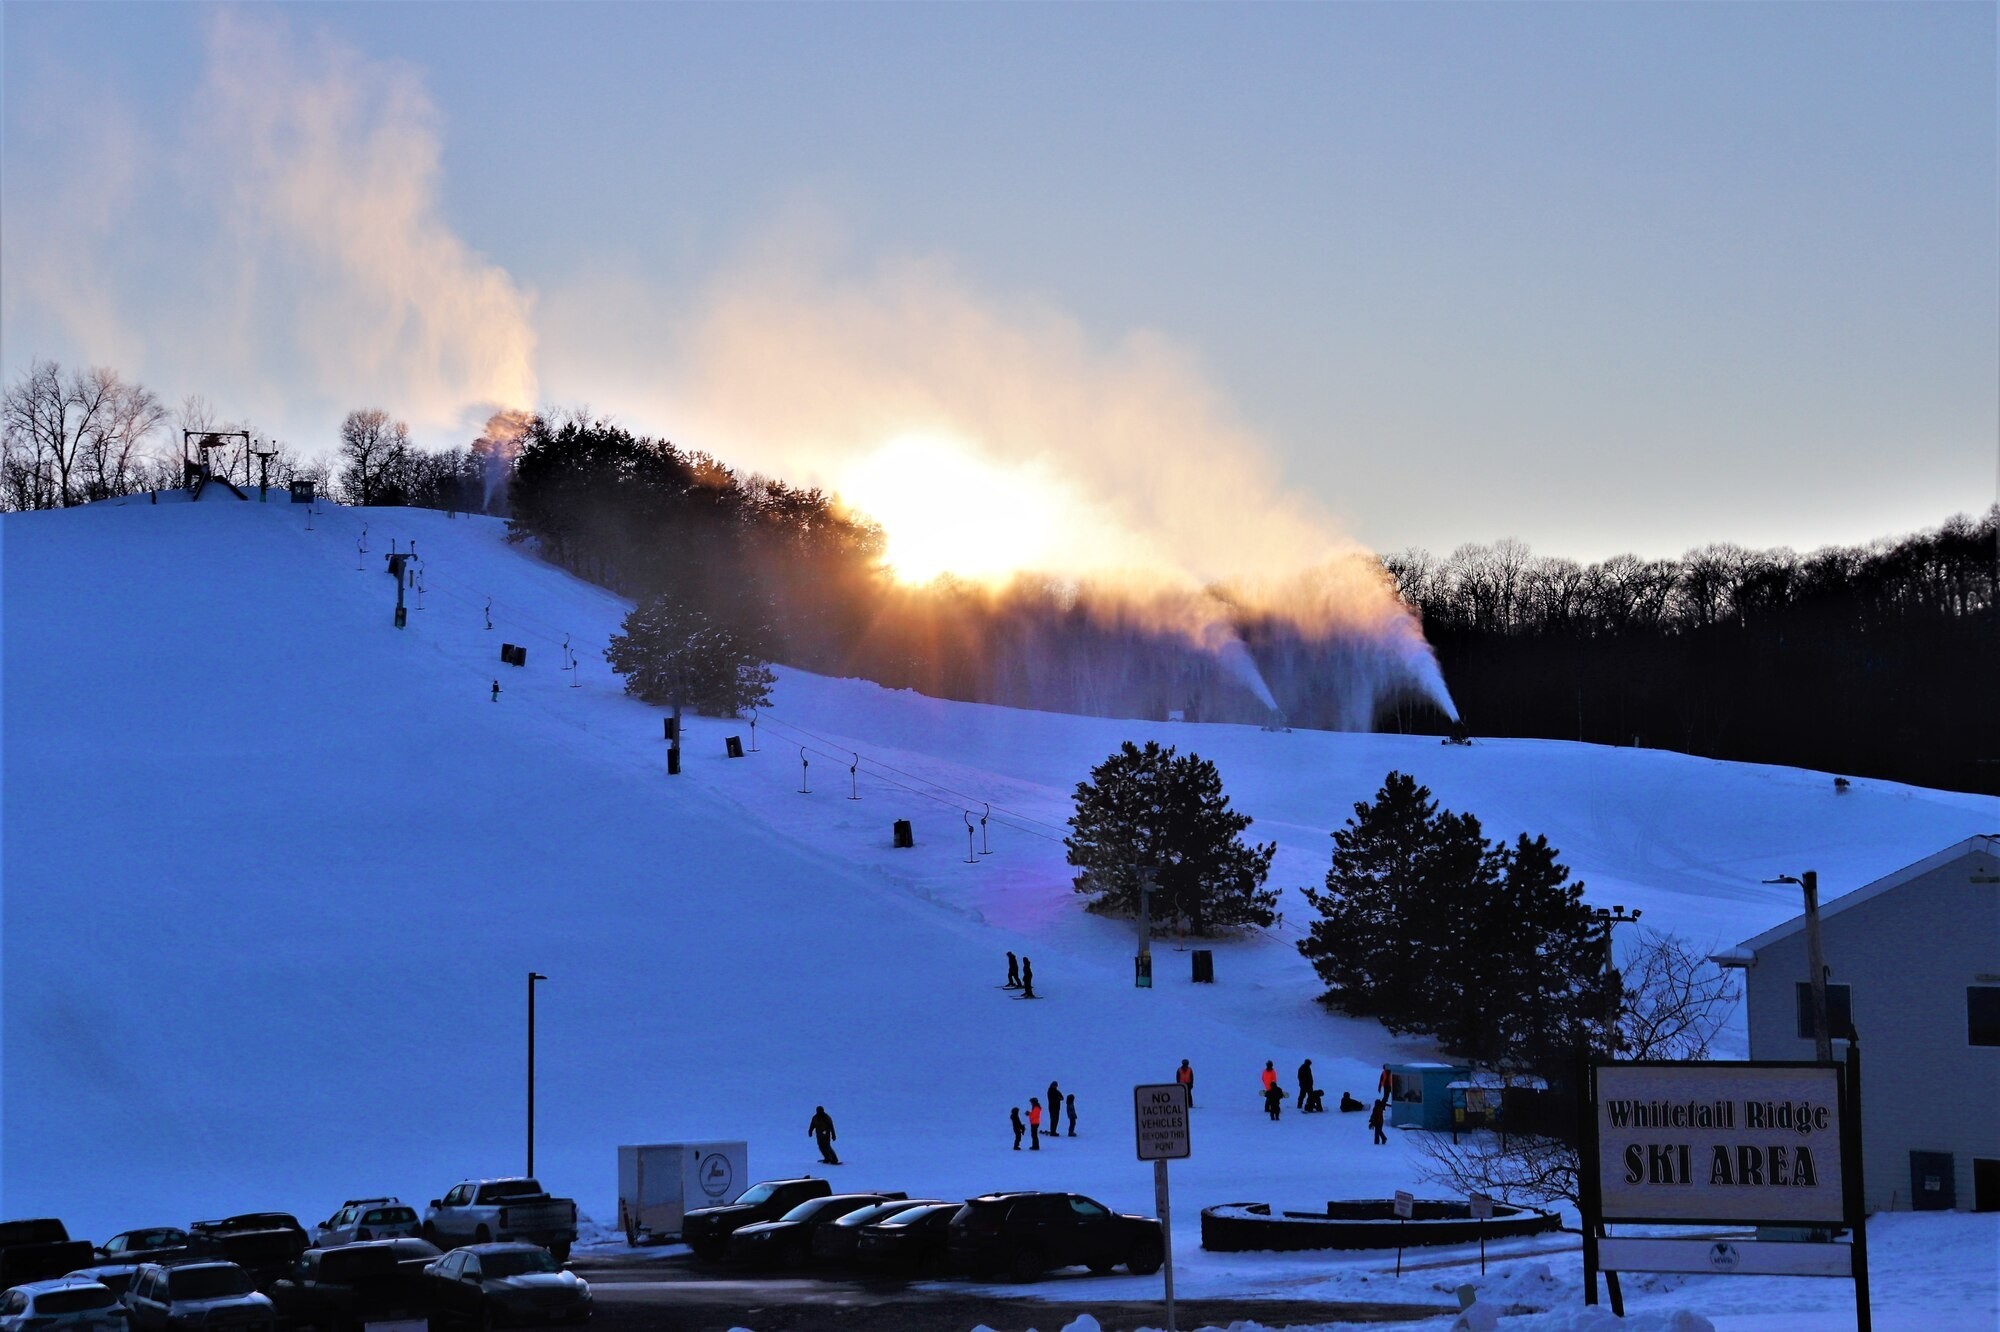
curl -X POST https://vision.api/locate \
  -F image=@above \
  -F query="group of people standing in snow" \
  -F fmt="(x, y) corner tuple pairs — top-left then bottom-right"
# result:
(1011, 1078), (1077, 1149)
(1002, 951), (1036, 999)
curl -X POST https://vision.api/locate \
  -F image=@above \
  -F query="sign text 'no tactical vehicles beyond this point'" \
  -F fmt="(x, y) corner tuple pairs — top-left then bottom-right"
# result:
(1133, 1083), (1191, 1161)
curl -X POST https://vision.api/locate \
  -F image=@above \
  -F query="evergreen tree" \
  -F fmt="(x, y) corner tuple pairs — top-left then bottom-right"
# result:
(1299, 772), (1617, 1065)
(1066, 740), (1278, 935)
(604, 593), (775, 716)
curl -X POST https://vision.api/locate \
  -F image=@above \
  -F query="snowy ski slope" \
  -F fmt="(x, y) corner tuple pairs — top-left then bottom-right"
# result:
(4, 497), (1994, 1326)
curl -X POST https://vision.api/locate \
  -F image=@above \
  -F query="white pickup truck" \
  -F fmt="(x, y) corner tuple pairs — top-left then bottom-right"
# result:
(422, 1179), (577, 1262)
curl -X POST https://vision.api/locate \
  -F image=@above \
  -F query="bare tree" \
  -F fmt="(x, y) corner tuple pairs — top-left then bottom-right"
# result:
(1, 360), (166, 508)
(336, 408), (411, 506)
(1413, 928), (1739, 1210)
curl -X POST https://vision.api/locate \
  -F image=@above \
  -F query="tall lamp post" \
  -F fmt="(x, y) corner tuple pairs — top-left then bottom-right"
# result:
(527, 972), (547, 1176)
(1764, 872), (1833, 1061)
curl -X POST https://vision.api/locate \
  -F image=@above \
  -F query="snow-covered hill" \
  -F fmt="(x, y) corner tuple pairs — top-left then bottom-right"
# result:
(5, 497), (1994, 1324)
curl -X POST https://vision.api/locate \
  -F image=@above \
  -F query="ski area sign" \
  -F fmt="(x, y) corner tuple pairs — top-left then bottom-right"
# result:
(1592, 1061), (1846, 1225)
(1133, 1083), (1191, 1160)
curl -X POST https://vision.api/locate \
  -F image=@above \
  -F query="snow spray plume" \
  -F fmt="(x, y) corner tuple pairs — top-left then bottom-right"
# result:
(471, 408), (533, 513)
(672, 251), (1457, 730)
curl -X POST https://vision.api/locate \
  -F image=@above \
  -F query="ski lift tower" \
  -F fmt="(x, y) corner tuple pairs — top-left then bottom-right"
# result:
(183, 430), (250, 501)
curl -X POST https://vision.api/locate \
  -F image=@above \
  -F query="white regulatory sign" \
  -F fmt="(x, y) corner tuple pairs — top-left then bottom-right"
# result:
(1392, 1190), (1415, 1219)
(1469, 1193), (1494, 1221)
(1133, 1083), (1191, 1160)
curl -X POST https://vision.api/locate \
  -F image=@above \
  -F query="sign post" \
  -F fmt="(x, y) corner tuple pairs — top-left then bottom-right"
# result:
(1469, 1192), (1493, 1274)
(1134, 1082), (1190, 1332)
(1585, 1057), (1870, 1331)
(1392, 1189), (1414, 1276)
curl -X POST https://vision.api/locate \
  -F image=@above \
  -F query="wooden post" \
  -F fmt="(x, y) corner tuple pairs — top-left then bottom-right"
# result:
(1803, 870), (1833, 1063)
(1845, 1039), (1872, 1332)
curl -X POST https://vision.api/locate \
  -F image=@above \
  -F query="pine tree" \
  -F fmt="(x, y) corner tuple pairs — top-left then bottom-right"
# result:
(603, 593), (775, 716)
(1066, 741), (1278, 935)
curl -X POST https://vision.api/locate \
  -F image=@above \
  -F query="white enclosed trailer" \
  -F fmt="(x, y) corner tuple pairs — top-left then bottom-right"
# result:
(616, 1142), (749, 1244)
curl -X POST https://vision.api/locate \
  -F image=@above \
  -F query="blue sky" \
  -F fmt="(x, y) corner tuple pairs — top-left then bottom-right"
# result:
(3, 2), (1993, 565)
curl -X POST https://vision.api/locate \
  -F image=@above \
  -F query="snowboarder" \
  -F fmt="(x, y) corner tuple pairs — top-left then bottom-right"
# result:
(1065, 1092), (1077, 1137)
(1020, 956), (1035, 999)
(1340, 1091), (1366, 1113)
(1261, 1061), (1278, 1095)
(1005, 951), (1021, 988)
(809, 1105), (840, 1164)
(1176, 1058), (1195, 1108)
(1369, 1098), (1388, 1145)
(1263, 1083), (1285, 1121)
(1027, 1097), (1043, 1150)
(1296, 1059), (1315, 1110)
(1010, 1106), (1025, 1150)
(490, 680), (501, 702)
(1046, 1080), (1063, 1136)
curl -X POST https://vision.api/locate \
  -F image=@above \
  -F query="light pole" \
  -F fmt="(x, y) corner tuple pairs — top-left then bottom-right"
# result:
(1764, 872), (1833, 1061)
(527, 972), (547, 1176)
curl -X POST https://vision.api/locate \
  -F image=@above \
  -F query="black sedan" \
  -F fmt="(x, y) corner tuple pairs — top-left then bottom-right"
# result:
(807, 1200), (938, 1266)
(270, 1238), (440, 1330)
(855, 1203), (963, 1274)
(424, 1243), (590, 1327)
(726, 1195), (898, 1269)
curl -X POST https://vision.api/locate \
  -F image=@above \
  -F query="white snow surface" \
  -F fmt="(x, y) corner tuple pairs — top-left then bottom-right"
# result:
(5, 499), (1996, 1331)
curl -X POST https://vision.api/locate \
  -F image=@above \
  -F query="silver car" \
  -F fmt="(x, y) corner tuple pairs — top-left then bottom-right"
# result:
(313, 1201), (419, 1247)
(0, 1278), (124, 1331)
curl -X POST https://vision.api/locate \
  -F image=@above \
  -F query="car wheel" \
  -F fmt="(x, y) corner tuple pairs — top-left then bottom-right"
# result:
(691, 1241), (725, 1263)
(474, 1226), (492, 1244)
(1126, 1243), (1163, 1276)
(1007, 1246), (1045, 1283)
(549, 1241), (571, 1264)
(421, 1222), (439, 1244)
(478, 1302), (498, 1332)
(1086, 1260), (1117, 1275)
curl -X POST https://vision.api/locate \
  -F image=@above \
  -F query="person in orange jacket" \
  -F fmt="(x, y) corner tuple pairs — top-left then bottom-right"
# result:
(1176, 1059), (1195, 1108)
(1261, 1061), (1278, 1094)
(1027, 1097), (1044, 1150)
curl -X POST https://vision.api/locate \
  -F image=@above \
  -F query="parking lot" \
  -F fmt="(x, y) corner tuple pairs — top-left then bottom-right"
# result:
(573, 1247), (1458, 1331)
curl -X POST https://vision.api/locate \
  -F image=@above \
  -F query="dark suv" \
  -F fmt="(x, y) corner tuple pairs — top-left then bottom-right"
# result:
(682, 1179), (831, 1262)
(946, 1192), (1162, 1282)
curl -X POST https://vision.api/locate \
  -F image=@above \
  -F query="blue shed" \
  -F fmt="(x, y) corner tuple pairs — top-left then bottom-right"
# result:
(1385, 1062), (1470, 1131)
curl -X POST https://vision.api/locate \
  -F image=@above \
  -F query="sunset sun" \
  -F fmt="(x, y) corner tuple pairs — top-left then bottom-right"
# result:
(840, 436), (1060, 585)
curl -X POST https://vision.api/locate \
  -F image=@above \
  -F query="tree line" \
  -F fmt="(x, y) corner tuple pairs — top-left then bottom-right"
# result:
(1386, 514), (1999, 794)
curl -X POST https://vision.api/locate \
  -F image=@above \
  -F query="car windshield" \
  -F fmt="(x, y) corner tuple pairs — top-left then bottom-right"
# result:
(171, 1267), (254, 1300)
(731, 1185), (776, 1206)
(38, 1287), (116, 1314)
(833, 1203), (904, 1228)
(477, 1181), (543, 1202)
(481, 1250), (560, 1279)
(883, 1205), (956, 1228)
(361, 1208), (415, 1225)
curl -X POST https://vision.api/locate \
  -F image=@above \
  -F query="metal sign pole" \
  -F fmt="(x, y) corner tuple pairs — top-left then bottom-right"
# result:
(1155, 1158), (1176, 1332)
(1845, 1040), (1872, 1332)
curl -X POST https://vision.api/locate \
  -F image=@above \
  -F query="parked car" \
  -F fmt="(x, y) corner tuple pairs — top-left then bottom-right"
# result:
(727, 1194), (902, 1269)
(93, 1231), (187, 1266)
(61, 1267), (142, 1303)
(269, 1238), (440, 1330)
(855, 1202), (965, 1274)
(946, 1192), (1163, 1282)
(422, 1243), (590, 1327)
(423, 1181), (577, 1263)
(808, 1200), (936, 1266)
(682, 1178), (831, 1263)
(122, 1262), (274, 1332)
(184, 1216), (308, 1289)
(0, 1278), (124, 1331)
(0, 1220), (95, 1288)
(312, 1203), (419, 1248)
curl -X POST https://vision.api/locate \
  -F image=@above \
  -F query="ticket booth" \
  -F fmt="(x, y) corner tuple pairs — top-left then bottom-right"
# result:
(1386, 1062), (1469, 1131)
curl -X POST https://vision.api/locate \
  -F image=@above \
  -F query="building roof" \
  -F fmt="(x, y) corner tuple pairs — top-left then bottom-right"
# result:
(1732, 834), (2000, 957)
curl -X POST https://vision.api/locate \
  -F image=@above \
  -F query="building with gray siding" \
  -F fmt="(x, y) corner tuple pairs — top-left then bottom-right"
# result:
(1718, 834), (1999, 1214)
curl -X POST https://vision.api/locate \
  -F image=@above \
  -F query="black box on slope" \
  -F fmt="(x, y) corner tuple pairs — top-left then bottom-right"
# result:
(1192, 950), (1215, 983)
(667, 745), (682, 776)
(501, 644), (526, 667)
(892, 820), (914, 849)
(664, 716), (678, 740)
(725, 736), (744, 758)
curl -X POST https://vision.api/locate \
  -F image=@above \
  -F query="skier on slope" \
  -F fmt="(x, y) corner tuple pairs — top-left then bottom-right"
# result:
(808, 1105), (840, 1164)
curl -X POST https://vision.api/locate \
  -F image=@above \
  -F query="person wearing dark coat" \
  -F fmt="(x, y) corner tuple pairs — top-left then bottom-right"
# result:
(1010, 1106), (1025, 1150)
(1369, 1098), (1388, 1145)
(1046, 1080), (1063, 1136)
(1296, 1059), (1315, 1110)
(1065, 1093), (1077, 1137)
(809, 1106), (840, 1164)
(1005, 952), (1020, 988)
(1263, 1084), (1284, 1121)
(490, 680), (501, 702)
(1021, 956), (1035, 998)
(1340, 1091), (1366, 1113)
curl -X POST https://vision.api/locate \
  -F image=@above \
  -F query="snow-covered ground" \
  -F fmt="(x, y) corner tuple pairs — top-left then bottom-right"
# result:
(4, 497), (1994, 1329)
